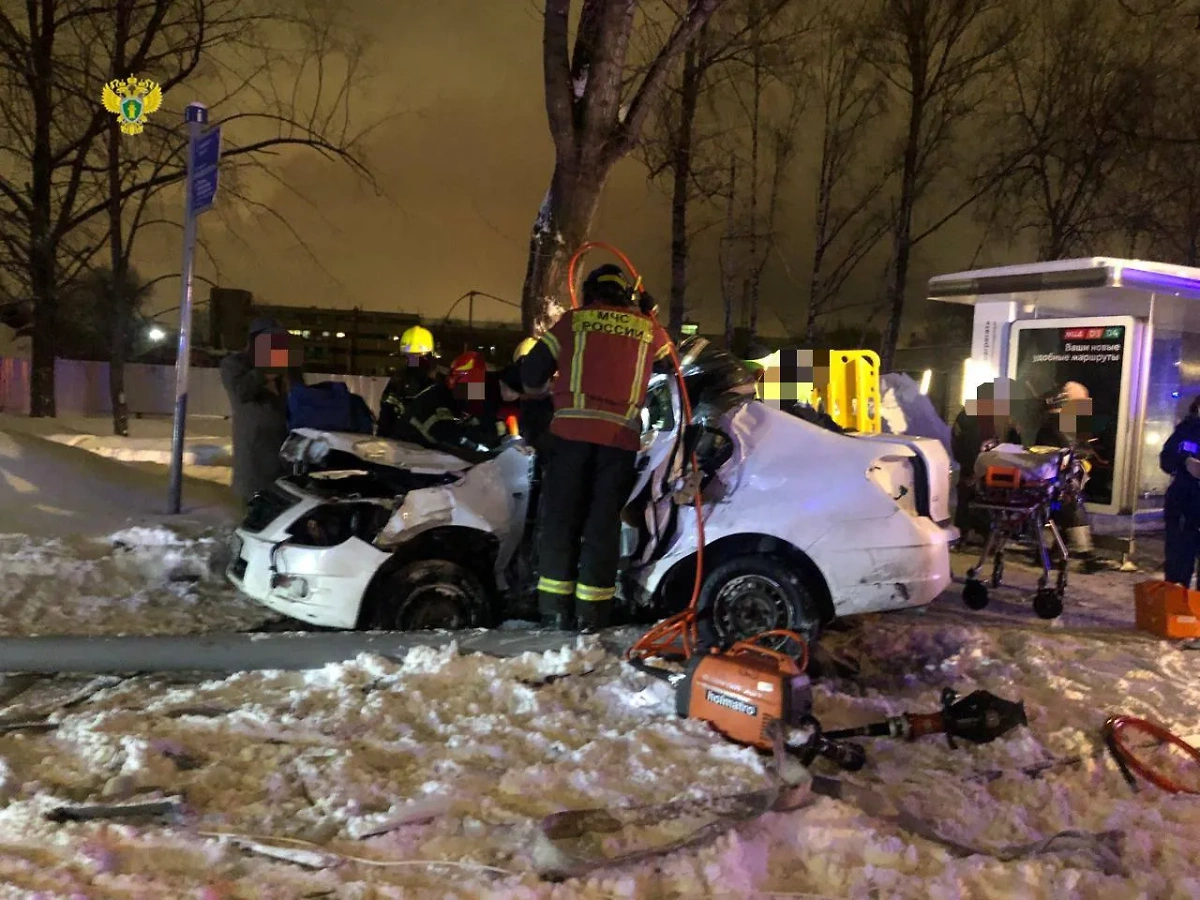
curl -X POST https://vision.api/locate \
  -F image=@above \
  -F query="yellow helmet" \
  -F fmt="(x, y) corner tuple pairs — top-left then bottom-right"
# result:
(513, 336), (538, 362)
(399, 325), (434, 356)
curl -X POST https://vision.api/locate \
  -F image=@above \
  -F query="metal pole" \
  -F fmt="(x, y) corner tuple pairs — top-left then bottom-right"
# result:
(167, 102), (208, 514)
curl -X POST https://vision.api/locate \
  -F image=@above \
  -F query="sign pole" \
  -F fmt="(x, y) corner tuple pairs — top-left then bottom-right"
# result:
(168, 102), (219, 513)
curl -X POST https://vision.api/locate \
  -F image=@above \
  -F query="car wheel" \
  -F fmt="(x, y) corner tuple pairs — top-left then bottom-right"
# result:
(368, 560), (489, 631)
(696, 555), (822, 651)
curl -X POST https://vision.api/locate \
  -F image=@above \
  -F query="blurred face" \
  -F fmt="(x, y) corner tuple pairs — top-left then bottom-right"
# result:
(451, 378), (486, 404)
(253, 332), (301, 369)
(757, 349), (829, 406)
(963, 378), (1022, 434)
(1052, 397), (1094, 436)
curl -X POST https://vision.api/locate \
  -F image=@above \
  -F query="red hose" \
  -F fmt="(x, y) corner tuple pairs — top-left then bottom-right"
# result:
(1104, 716), (1200, 794)
(561, 241), (706, 658)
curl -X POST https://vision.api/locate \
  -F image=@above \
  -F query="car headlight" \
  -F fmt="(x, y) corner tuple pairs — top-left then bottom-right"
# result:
(352, 439), (393, 462)
(280, 432), (308, 464)
(286, 502), (391, 547)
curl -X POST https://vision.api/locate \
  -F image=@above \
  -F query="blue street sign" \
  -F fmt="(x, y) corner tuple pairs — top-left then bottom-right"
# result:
(188, 125), (221, 216)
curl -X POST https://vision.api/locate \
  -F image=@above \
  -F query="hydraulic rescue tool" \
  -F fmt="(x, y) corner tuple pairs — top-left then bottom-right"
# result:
(628, 630), (866, 772)
(822, 688), (1028, 748)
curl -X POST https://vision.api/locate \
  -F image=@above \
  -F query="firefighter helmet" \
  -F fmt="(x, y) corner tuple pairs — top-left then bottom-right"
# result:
(399, 325), (434, 356)
(582, 264), (634, 307)
(447, 350), (486, 387)
(513, 337), (538, 361)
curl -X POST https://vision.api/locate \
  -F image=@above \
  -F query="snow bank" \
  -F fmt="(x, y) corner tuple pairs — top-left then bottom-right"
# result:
(46, 434), (232, 468)
(0, 525), (270, 636)
(0, 429), (236, 539)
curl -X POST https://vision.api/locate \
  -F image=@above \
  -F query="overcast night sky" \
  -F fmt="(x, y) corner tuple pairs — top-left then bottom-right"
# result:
(134, 1), (986, 337)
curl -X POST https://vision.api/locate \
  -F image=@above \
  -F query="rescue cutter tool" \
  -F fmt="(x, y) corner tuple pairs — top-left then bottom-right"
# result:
(822, 688), (1028, 748)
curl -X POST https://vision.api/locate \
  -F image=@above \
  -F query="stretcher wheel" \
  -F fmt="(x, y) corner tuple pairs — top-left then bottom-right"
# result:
(963, 579), (989, 611)
(1033, 588), (1063, 620)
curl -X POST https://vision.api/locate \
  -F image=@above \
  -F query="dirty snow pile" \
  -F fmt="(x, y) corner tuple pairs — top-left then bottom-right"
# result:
(0, 558), (1198, 898)
(0, 427), (266, 634)
(0, 525), (269, 636)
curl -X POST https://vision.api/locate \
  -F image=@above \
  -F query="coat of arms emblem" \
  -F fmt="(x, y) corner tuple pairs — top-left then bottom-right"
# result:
(101, 76), (163, 135)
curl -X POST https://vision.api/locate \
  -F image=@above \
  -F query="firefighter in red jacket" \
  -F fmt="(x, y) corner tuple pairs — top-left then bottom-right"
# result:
(520, 264), (673, 631)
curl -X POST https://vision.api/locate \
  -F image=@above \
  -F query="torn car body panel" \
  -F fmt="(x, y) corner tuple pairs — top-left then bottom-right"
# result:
(626, 401), (954, 616)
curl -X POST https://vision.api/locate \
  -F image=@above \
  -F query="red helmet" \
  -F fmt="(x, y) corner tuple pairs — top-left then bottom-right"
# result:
(447, 350), (487, 388)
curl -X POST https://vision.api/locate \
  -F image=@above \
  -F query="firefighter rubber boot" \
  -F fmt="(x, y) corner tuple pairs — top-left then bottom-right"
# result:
(539, 593), (576, 631)
(576, 599), (613, 634)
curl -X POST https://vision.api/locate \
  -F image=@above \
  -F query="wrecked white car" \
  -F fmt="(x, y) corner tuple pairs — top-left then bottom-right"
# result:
(227, 339), (956, 643)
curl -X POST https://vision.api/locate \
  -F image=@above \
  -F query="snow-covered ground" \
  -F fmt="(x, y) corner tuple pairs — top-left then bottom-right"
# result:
(0, 414), (233, 486)
(0, 426), (1197, 897)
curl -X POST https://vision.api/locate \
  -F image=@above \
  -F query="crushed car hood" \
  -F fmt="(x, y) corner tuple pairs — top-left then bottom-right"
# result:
(282, 429), (475, 475)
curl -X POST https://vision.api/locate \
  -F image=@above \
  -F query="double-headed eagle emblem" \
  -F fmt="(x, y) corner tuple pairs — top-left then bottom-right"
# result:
(101, 76), (163, 135)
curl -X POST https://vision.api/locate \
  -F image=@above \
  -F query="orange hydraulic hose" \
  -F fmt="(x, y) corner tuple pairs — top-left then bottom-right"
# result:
(563, 241), (705, 658)
(1104, 716), (1200, 794)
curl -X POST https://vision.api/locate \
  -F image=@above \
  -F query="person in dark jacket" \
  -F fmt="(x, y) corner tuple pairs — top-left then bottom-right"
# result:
(950, 378), (1025, 541)
(521, 264), (672, 632)
(1160, 396), (1200, 587)
(503, 337), (555, 457)
(221, 318), (292, 504)
(377, 325), (439, 443)
(1034, 382), (1105, 570)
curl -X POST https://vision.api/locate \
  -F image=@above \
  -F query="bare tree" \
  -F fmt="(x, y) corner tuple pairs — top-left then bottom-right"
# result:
(985, 0), (1147, 261)
(712, 0), (810, 343)
(638, 18), (727, 338)
(638, 0), (794, 338)
(864, 0), (1020, 371)
(0, 0), (383, 418)
(522, 0), (724, 335)
(1103, 7), (1200, 263)
(804, 0), (891, 341)
(60, 264), (152, 363)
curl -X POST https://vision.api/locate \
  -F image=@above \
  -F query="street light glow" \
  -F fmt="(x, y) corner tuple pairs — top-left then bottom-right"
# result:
(148, 326), (166, 342)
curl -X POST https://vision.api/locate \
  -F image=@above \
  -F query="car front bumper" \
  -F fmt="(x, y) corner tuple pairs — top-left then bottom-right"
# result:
(227, 529), (391, 630)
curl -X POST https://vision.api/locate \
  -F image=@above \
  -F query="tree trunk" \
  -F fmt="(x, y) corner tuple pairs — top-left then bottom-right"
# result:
(722, 156), (737, 350)
(28, 6), (56, 418)
(520, 161), (606, 335)
(668, 40), (703, 340)
(808, 127), (835, 344)
(745, 5), (763, 340)
(107, 119), (129, 437)
(108, 1), (131, 437)
(880, 99), (922, 373)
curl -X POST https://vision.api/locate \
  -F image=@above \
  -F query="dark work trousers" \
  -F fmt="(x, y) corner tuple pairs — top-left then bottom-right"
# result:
(537, 438), (638, 630)
(1164, 492), (1200, 588)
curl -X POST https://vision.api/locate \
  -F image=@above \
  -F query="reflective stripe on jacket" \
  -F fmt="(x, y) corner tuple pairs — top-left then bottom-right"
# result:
(538, 304), (671, 451)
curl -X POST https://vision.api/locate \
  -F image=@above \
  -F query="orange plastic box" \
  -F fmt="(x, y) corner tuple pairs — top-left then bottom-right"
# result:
(1134, 580), (1200, 640)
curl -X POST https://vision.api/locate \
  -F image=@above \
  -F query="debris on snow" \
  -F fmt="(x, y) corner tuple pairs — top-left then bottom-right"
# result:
(0, 468), (1194, 898)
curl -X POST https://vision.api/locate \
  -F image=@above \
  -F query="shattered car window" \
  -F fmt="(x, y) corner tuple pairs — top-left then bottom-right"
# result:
(677, 338), (758, 424)
(644, 378), (675, 433)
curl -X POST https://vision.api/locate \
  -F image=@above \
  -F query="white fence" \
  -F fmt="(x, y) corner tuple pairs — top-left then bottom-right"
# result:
(0, 357), (389, 418)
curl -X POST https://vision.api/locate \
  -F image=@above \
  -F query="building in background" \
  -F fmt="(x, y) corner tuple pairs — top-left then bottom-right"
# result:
(206, 288), (526, 375)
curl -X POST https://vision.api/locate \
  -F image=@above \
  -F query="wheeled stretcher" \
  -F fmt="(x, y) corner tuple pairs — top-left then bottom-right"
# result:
(961, 443), (1088, 619)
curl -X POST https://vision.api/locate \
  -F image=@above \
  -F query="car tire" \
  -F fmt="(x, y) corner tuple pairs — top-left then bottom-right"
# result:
(695, 555), (822, 652)
(367, 559), (490, 631)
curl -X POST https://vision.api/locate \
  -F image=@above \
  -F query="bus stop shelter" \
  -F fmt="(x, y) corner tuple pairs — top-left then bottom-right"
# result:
(929, 257), (1200, 552)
